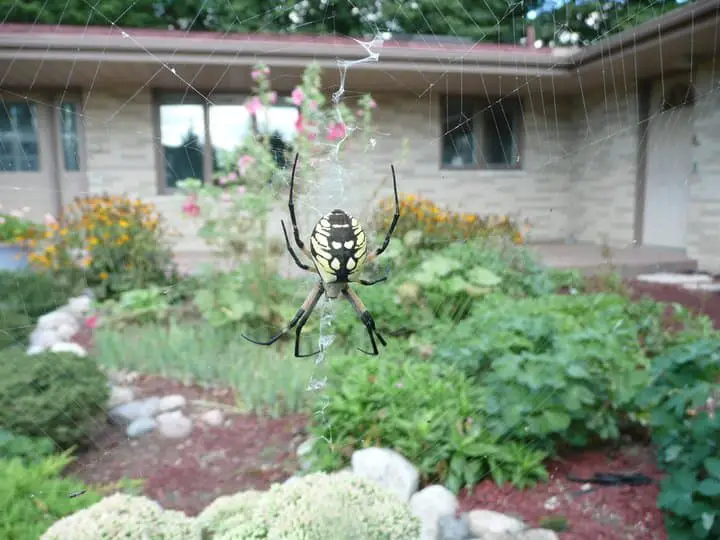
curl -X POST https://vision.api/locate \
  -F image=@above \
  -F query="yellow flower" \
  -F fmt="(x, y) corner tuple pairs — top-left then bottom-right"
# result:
(89, 237), (99, 246)
(119, 220), (129, 228)
(59, 228), (68, 236)
(99, 272), (109, 280)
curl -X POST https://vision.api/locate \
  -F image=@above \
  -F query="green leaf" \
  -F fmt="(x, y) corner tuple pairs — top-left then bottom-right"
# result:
(697, 479), (720, 497)
(542, 410), (572, 432)
(664, 444), (683, 463)
(466, 266), (502, 287)
(705, 458), (720, 479)
(701, 512), (716, 532)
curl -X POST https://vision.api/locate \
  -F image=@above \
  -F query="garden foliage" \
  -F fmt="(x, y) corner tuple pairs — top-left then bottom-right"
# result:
(637, 338), (720, 539)
(0, 350), (109, 449)
(29, 195), (177, 300)
(1, 452), (100, 540)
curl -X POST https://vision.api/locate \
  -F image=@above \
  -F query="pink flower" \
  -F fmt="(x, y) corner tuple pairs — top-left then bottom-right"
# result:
(44, 213), (57, 226)
(368, 98), (377, 108)
(245, 96), (263, 116)
(218, 175), (229, 185)
(326, 122), (346, 141)
(237, 155), (256, 176)
(182, 195), (200, 217)
(251, 69), (262, 81)
(85, 315), (99, 329)
(308, 100), (318, 111)
(221, 192), (232, 203)
(291, 87), (305, 106)
(227, 172), (237, 182)
(268, 91), (277, 104)
(237, 185), (247, 196)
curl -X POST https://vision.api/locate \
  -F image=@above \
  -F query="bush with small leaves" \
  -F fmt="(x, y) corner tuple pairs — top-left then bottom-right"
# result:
(0, 350), (109, 449)
(41, 493), (201, 539)
(197, 471), (421, 540)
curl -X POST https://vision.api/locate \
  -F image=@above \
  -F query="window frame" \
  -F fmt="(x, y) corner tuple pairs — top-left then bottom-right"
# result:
(439, 94), (524, 171)
(0, 100), (41, 173)
(153, 91), (299, 194)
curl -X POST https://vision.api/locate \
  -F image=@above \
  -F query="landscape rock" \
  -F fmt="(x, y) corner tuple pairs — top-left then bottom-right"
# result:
(518, 529), (560, 540)
(157, 394), (187, 413)
(467, 509), (526, 537)
(156, 410), (193, 439)
(296, 437), (316, 471)
(49, 341), (88, 357)
(438, 513), (470, 540)
(108, 397), (162, 425)
(410, 484), (458, 540)
(200, 409), (224, 427)
(126, 417), (157, 438)
(108, 386), (135, 408)
(351, 446), (420, 502)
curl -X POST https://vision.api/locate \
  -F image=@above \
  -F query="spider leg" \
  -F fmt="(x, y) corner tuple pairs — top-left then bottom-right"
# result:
(366, 164), (400, 264)
(343, 286), (387, 356)
(281, 220), (315, 273)
(287, 153), (313, 260)
(359, 276), (387, 286)
(241, 282), (323, 350)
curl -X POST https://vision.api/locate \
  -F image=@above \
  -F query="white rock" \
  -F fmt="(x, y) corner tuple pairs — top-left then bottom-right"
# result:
(467, 509), (526, 536)
(351, 447), (420, 502)
(126, 417), (157, 438)
(156, 410), (193, 439)
(108, 397), (161, 425)
(296, 437), (316, 471)
(28, 328), (60, 350)
(518, 529), (560, 540)
(108, 386), (135, 408)
(64, 296), (93, 318)
(200, 409), (224, 427)
(36, 310), (79, 336)
(410, 485), (458, 540)
(49, 341), (87, 357)
(157, 394), (186, 413)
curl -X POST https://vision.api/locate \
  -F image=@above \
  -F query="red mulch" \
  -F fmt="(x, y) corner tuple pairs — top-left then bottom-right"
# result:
(627, 280), (720, 329)
(457, 444), (666, 540)
(65, 374), (309, 517)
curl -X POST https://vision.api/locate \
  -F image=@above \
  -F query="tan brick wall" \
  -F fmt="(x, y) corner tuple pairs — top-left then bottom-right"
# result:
(687, 60), (720, 273)
(566, 86), (640, 247)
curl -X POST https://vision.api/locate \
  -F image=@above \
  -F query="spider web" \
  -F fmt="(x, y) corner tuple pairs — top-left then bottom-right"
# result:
(0, 0), (717, 535)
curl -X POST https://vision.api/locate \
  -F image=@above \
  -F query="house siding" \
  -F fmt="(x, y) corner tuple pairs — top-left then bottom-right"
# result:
(688, 60), (720, 272)
(567, 86), (639, 247)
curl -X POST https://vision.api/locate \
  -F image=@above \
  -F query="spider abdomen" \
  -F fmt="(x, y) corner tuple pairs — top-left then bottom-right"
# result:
(310, 209), (367, 284)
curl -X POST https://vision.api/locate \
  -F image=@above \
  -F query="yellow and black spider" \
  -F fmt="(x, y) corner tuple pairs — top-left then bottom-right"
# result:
(242, 153), (400, 358)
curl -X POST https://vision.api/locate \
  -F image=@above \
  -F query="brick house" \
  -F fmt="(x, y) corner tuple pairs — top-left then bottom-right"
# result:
(1, 0), (719, 272)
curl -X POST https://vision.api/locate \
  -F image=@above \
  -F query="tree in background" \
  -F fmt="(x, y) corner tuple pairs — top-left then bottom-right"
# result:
(4, 0), (690, 47)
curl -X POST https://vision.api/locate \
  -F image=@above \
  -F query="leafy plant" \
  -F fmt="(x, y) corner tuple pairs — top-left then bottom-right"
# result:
(0, 309), (33, 350)
(0, 350), (109, 449)
(430, 293), (656, 453)
(306, 351), (549, 493)
(0, 452), (100, 540)
(29, 195), (178, 300)
(0, 270), (77, 320)
(0, 210), (44, 244)
(636, 338), (720, 539)
(0, 430), (56, 464)
(372, 193), (524, 248)
(102, 285), (173, 326)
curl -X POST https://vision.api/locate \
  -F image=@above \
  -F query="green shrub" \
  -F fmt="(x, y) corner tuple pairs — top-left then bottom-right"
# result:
(197, 471), (421, 539)
(41, 492), (199, 539)
(0, 429), (56, 464)
(0, 309), (33, 350)
(306, 352), (549, 493)
(1, 452), (100, 540)
(0, 350), (109, 449)
(0, 270), (77, 320)
(636, 338), (720, 539)
(430, 293), (655, 452)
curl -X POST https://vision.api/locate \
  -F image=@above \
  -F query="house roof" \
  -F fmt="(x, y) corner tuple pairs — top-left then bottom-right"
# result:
(0, 0), (717, 95)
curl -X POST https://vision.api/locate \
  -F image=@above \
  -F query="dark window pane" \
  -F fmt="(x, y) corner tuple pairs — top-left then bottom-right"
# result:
(483, 102), (519, 167)
(442, 97), (476, 167)
(0, 102), (39, 172)
(208, 103), (252, 173)
(60, 102), (80, 171)
(159, 103), (205, 188)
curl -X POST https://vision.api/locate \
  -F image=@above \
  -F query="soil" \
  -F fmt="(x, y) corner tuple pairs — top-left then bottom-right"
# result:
(62, 276), (720, 537)
(65, 374), (309, 517)
(457, 444), (666, 540)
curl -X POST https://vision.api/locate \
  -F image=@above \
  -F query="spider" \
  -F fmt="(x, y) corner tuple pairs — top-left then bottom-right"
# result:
(241, 153), (400, 358)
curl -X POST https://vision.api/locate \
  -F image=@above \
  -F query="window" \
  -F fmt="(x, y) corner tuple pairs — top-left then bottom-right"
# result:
(157, 93), (299, 189)
(59, 102), (81, 171)
(0, 102), (40, 172)
(441, 95), (521, 169)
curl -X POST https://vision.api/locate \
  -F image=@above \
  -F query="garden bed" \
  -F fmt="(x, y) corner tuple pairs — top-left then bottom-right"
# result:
(628, 279), (720, 329)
